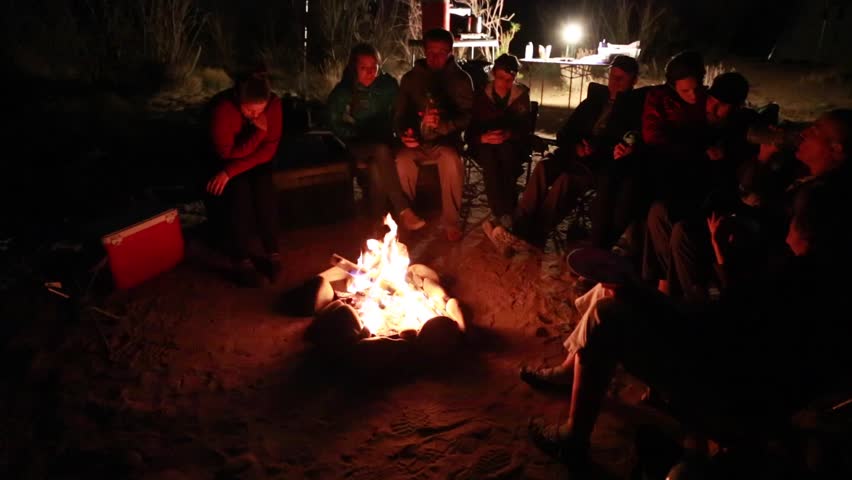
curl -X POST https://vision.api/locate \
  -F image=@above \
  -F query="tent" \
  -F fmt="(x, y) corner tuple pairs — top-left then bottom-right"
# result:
(770, 0), (852, 65)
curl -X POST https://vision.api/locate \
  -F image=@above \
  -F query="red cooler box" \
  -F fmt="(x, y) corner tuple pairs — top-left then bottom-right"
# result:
(101, 208), (184, 289)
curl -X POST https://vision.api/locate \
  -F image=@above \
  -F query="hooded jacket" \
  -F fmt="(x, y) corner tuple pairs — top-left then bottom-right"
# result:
(327, 73), (399, 143)
(393, 56), (474, 146)
(468, 81), (531, 148)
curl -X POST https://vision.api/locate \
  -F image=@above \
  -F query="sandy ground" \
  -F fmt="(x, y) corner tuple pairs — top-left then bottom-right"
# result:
(3, 172), (678, 479)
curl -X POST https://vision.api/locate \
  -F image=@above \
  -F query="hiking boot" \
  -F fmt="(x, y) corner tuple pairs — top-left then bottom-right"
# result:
(519, 364), (573, 392)
(255, 252), (284, 283)
(233, 258), (266, 288)
(398, 208), (426, 231)
(528, 418), (589, 465)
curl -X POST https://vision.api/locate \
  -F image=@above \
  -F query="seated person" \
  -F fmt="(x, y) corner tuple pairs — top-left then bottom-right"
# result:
(648, 105), (849, 302)
(522, 168), (851, 465)
(393, 28), (474, 240)
(643, 72), (754, 299)
(484, 55), (641, 250)
(206, 68), (283, 287)
(641, 51), (708, 211)
(327, 43), (409, 219)
(467, 53), (531, 229)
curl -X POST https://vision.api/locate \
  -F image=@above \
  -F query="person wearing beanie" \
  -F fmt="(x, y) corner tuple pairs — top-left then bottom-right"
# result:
(706, 71), (749, 126)
(468, 53), (531, 233)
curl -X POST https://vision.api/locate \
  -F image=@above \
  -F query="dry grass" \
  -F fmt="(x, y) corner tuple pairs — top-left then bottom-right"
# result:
(3, 0), (206, 91)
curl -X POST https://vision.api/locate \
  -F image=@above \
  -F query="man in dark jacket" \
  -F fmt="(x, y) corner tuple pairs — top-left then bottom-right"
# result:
(394, 28), (474, 241)
(494, 55), (640, 248)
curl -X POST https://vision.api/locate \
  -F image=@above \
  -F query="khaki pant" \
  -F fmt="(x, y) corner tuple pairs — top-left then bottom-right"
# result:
(395, 144), (464, 227)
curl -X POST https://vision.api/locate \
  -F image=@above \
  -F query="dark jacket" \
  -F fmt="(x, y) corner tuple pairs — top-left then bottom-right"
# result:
(209, 88), (283, 178)
(556, 82), (610, 150)
(393, 57), (474, 146)
(641, 84), (707, 157)
(702, 108), (761, 191)
(555, 83), (648, 171)
(467, 81), (531, 149)
(327, 73), (398, 143)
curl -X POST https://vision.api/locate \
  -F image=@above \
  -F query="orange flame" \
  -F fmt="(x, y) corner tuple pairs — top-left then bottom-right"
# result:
(347, 214), (448, 336)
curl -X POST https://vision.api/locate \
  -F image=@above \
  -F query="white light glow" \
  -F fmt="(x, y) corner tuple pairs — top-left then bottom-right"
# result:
(562, 23), (583, 45)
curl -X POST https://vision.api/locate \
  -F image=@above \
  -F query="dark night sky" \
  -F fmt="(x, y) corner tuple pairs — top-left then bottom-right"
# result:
(504, 0), (804, 59)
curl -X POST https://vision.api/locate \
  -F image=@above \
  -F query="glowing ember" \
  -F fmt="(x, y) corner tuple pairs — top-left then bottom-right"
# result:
(343, 214), (454, 337)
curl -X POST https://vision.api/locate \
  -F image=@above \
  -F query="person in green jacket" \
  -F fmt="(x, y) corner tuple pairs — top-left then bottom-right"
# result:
(327, 43), (413, 221)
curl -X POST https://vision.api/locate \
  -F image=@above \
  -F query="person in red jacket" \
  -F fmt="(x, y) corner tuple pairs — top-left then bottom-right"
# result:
(206, 69), (283, 287)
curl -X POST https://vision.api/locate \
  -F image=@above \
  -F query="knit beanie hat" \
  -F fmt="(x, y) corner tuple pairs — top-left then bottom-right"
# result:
(610, 55), (639, 76)
(708, 72), (749, 105)
(493, 53), (521, 75)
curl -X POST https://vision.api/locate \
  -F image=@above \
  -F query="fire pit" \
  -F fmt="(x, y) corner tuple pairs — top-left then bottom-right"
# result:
(289, 215), (465, 361)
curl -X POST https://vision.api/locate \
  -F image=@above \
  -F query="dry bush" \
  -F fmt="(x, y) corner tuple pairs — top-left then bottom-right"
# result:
(457, 0), (514, 61)
(205, 9), (237, 72)
(706, 62), (735, 84)
(298, 0), (411, 99)
(799, 68), (849, 85)
(600, 0), (666, 48)
(499, 22), (522, 57)
(138, 0), (207, 83)
(3, 0), (206, 91)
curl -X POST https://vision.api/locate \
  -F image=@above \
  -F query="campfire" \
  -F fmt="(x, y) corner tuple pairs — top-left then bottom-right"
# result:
(290, 214), (465, 356)
(332, 214), (464, 337)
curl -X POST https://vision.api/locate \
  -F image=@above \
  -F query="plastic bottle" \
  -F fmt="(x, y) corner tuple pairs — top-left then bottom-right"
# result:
(524, 42), (534, 59)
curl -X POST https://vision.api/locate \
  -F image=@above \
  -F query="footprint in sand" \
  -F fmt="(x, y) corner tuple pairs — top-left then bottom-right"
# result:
(392, 436), (452, 475)
(390, 409), (429, 437)
(390, 404), (473, 438)
(343, 465), (398, 480)
(451, 447), (519, 480)
(448, 421), (494, 455)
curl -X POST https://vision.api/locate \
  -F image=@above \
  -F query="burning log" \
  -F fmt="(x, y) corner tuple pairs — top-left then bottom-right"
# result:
(303, 214), (466, 360)
(304, 299), (368, 349)
(280, 275), (335, 316)
(416, 316), (463, 359)
(407, 264), (439, 288)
